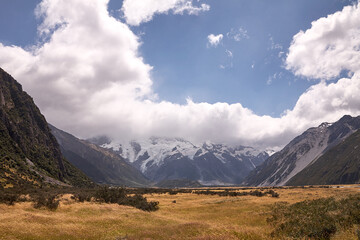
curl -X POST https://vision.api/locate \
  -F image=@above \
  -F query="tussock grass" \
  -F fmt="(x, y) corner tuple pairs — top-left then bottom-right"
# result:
(268, 193), (360, 239)
(0, 185), (359, 239)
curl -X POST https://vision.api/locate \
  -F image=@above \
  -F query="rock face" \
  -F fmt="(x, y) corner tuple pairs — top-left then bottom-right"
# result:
(50, 124), (150, 187)
(244, 115), (360, 186)
(287, 128), (360, 186)
(0, 68), (92, 188)
(98, 137), (270, 185)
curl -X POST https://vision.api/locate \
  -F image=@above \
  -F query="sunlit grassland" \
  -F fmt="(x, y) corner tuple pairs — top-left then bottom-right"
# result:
(0, 186), (359, 240)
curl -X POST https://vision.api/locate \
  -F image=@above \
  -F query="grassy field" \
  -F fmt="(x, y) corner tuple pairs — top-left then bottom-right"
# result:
(0, 186), (360, 239)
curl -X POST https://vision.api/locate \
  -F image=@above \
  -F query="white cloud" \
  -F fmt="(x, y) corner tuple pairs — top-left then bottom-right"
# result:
(207, 34), (223, 47)
(121, 0), (210, 26)
(225, 49), (233, 57)
(267, 72), (283, 85)
(269, 36), (283, 50)
(266, 77), (272, 86)
(227, 27), (249, 41)
(286, 2), (360, 80)
(0, 0), (360, 150)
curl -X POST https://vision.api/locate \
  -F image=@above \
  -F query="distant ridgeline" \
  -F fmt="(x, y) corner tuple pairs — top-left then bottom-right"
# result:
(0, 68), (92, 188)
(49, 124), (150, 187)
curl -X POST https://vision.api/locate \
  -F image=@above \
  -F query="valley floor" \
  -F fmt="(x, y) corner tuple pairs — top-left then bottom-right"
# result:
(1, 186), (360, 239)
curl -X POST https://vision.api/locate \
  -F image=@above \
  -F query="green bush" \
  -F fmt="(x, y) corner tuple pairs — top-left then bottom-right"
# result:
(268, 194), (360, 239)
(0, 192), (18, 205)
(33, 195), (59, 210)
(95, 187), (126, 203)
(95, 187), (159, 212)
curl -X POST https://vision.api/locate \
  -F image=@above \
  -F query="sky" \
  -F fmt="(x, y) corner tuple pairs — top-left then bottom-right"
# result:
(0, 0), (360, 150)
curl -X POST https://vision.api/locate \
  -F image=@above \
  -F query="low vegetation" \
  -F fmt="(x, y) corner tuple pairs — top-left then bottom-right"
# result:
(0, 186), (160, 212)
(0, 185), (360, 239)
(268, 193), (360, 239)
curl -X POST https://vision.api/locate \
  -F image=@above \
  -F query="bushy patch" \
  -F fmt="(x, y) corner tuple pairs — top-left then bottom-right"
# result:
(0, 192), (19, 205)
(193, 189), (280, 198)
(95, 187), (159, 212)
(33, 195), (59, 210)
(72, 192), (92, 202)
(119, 194), (159, 212)
(268, 194), (360, 239)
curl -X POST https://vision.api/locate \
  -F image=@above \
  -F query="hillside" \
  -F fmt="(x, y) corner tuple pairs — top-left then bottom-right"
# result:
(244, 115), (360, 186)
(50, 124), (150, 187)
(0, 68), (92, 188)
(287, 129), (360, 186)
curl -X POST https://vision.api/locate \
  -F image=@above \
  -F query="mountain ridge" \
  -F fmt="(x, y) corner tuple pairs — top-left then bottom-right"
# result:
(50, 124), (150, 187)
(244, 115), (360, 186)
(287, 128), (360, 185)
(0, 68), (92, 188)
(97, 137), (270, 185)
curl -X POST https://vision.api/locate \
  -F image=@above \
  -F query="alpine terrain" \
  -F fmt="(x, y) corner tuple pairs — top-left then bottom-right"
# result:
(50, 124), (150, 187)
(244, 115), (360, 186)
(98, 137), (271, 185)
(287, 128), (360, 186)
(0, 68), (92, 188)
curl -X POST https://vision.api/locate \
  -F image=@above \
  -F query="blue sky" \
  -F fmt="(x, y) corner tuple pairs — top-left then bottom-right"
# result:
(0, 0), (353, 116)
(132, 0), (352, 116)
(0, 0), (360, 148)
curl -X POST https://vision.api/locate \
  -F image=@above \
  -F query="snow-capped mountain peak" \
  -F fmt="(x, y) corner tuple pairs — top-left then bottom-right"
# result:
(100, 137), (270, 185)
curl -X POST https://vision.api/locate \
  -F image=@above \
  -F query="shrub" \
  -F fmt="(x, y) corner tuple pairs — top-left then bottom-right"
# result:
(119, 194), (159, 212)
(95, 187), (126, 204)
(73, 192), (92, 202)
(268, 194), (360, 240)
(0, 193), (18, 205)
(95, 187), (159, 212)
(265, 190), (279, 198)
(33, 195), (59, 210)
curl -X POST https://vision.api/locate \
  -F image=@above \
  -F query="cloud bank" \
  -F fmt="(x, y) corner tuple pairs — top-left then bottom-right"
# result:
(122, 0), (210, 26)
(0, 0), (360, 150)
(286, 3), (360, 80)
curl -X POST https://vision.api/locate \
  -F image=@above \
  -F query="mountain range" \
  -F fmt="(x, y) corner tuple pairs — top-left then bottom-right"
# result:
(1, 66), (360, 189)
(97, 138), (271, 185)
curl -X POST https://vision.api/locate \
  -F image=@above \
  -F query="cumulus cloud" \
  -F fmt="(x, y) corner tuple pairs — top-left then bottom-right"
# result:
(207, 34), (223, 47)
(0, 0), (360, 150)
(121, 0), (210, 26)
(286, 2), (360, 80)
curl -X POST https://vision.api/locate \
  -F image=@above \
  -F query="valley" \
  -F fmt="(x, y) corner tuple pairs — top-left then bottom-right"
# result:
(1, 0), (360, 238)
(1, 185), (360, 239)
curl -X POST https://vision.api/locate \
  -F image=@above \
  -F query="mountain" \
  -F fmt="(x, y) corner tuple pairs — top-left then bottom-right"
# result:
(244, 115), (360, 186)
(98, 137), (270, 185)
(155, 179), (203, 188)
(287, 128), (360, 186)
(0, 68), (92, 188)
(49, 124), (150, 187)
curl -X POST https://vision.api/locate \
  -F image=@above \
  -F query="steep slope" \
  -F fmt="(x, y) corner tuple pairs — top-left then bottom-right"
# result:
(244, 115), (360, 186)
(99, 137), (270, 185)
(0, 68), (92, 188)
(287, 129), (360, 186)
(50, 124), (150, 187)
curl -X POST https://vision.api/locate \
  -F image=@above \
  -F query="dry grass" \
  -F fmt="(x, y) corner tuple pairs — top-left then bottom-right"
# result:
(0, 185), (360, 239)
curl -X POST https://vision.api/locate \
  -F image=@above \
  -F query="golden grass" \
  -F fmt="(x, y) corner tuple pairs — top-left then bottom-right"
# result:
(1, 185), (360, 239)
